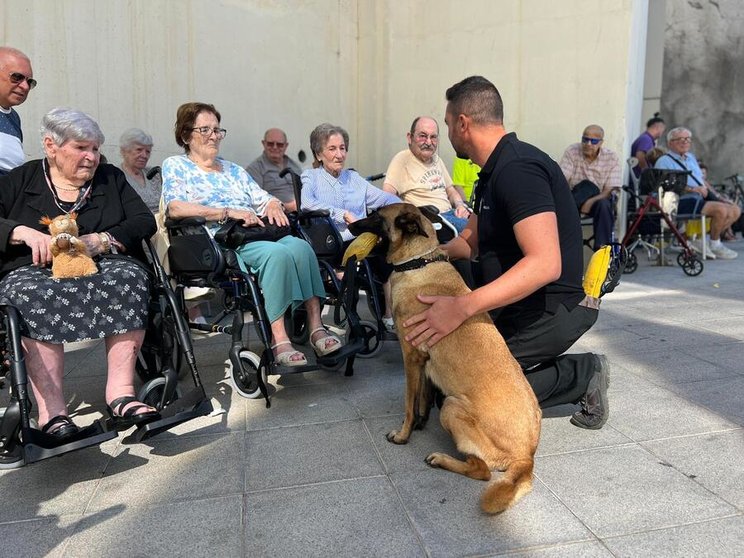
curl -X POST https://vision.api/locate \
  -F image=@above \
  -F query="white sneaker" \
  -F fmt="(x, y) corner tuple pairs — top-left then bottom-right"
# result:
(710, 243), (738, 260)
(381, 316), (396, 331)
(688, 239), (714, 259)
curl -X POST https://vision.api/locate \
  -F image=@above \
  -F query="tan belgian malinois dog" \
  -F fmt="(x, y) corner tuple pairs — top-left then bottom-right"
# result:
(346, 203), (541, 514)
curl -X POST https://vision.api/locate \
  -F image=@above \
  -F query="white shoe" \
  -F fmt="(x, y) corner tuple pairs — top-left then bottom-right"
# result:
(710, 243), (738, 260)
(688, 239), (715, 259)
(381, 316), (395, 331)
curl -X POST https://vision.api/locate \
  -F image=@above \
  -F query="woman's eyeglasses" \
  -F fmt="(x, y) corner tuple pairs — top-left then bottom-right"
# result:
(581, 136), (602, 145)
(191, 126), (227, 138)
(8, 72), (37, 89)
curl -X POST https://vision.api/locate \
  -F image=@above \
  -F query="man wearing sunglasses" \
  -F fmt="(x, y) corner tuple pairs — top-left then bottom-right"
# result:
(559, 125), (621, 250)
(0, 47), (35, 175)
(246, 127), (301, 212)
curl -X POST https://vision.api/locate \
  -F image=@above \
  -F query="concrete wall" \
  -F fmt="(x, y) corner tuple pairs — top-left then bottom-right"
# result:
(3, 0), (644, 177)
(661, 0), (744, 182)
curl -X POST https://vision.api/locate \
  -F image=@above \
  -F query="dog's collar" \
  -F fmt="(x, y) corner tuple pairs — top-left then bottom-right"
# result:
(392, 252), (449, 273)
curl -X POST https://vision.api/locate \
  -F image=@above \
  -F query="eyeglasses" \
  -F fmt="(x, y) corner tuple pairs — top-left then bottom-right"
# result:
(191, 126), (227, 138)
(414, 133), (438, 142)
(264, 141), (286, 148)
(581, 136), (602, 145)
(8, 72), (37, 89)
(671, 136), (692, 143)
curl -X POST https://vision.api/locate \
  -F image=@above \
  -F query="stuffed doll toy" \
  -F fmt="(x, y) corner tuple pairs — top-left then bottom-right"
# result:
(40, 213), (98, 279)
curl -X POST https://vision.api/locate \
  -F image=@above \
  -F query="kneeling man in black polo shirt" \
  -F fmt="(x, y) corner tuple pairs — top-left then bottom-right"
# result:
(403, 75), (609, 429)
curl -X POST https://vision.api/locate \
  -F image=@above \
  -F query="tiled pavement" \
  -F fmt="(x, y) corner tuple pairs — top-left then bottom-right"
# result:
(2, 240), (744, 557)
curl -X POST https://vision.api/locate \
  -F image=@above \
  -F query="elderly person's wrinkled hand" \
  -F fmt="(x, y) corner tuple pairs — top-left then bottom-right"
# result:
(9, 225), (52, 266)
(454, 204), (471, 219)
(229, 208), (264, 228)
(343, 211), (358, 225)
(263, 199), (289, 227)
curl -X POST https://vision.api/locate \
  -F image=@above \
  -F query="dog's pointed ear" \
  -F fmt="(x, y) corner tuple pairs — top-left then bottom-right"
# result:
(394, 210), (429, 238)
(349, 211), (383, 237)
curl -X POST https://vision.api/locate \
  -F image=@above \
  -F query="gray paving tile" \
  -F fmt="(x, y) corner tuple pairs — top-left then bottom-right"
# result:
(0, 517), (71, 558)
(391, 469), (592, 557)
(536, 445), (736, 537)
(87, 432), (243, 511)
(668, 374), (744, 426)
(0, 443), (114, 522)
(537, 415), (635, 456)
(679, 341), (744, 374)
(244, 477), (425, 557)
(608, 372), (739, 441)
(492, 540), (613, 557)
(64, 495), (242, 557)
(364, 413), (458, 474)
(244, 420), (384, 490)
(642, 429), (744, 509)
(244, 380), (360, 429)
(603, 515), (744, 558)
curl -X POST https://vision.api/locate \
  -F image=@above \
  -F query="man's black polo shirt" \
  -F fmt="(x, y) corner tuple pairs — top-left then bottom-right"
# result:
(473, 132), (585, 315)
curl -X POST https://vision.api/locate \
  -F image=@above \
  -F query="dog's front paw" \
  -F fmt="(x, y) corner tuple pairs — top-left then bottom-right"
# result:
(425, 452), (445, 468)
(386, 430), (409, 445)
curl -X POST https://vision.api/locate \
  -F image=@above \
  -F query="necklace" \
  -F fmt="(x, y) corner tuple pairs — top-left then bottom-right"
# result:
(54, 183), (82, 192)
(42, 158), (93, 214)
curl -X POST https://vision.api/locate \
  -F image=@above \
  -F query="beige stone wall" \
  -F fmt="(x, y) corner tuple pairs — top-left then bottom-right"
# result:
(3, 0), (644, 177)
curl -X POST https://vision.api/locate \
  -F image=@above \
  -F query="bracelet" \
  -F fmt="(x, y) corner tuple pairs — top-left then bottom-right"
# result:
(98, 232), (110, 253)
(218, 207), (229, 224)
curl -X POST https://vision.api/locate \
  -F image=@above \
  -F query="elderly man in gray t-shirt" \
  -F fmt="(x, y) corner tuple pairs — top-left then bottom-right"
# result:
(246, 128), (302, 212)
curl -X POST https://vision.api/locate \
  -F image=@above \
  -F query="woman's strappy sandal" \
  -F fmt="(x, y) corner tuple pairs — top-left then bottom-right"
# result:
(41, 415), (80, 440)
(106, 396), (160, 431)
(310, 327), (343, 357)
(271, 341), (307, 367)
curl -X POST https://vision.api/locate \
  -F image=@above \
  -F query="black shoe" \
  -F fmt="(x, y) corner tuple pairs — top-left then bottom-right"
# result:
(570, 354), (610, 430)
(41, 415), (80, 441)
(107, 396), (160, 431)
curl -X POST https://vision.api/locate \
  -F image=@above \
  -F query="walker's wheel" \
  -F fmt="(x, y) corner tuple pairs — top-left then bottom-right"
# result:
(137, 377), (183, 410)
(678, 253), (704, 276)
(348, 320), (383, 359)
(226, 350), (267, 399)
(623, 252), (638, 274)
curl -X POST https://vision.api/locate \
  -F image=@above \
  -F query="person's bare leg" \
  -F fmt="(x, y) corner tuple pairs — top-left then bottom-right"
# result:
(21, 338), (66, 427)
(269, 313), (306, 363)
(105, 330), (155, 415)
(305, 296), (341, 351)
(702, 202), (727, 241)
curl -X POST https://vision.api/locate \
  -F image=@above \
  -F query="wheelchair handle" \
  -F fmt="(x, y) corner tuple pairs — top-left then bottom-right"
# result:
(146, 166), (161, 180)
(366, 173), (385, 182)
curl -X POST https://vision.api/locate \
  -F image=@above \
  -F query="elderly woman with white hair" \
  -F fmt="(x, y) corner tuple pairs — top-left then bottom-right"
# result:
(0, 107), (159, 439)
(118, 127), (161, 212)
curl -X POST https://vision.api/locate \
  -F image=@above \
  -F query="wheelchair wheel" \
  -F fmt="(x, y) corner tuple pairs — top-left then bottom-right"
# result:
(677, 252), (704, 276)
(137, 377), (183, 410)
(623, 252), (638, 274)
(227, 350), (267, 399)
(348, 320), (383, 359)
(285, 307), (310, 345)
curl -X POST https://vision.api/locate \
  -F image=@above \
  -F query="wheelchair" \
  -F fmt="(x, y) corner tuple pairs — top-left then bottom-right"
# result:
(0, 241), (213, 469)
(621, 168), (703, 276)
(281, 169), (397, 358)
(165, 212), (368, 407)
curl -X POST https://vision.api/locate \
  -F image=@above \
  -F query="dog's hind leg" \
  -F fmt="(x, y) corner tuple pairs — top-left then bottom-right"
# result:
(413, 374), (434, 430)
(387, 347), (428, 444)
(424, 396), (497, 481)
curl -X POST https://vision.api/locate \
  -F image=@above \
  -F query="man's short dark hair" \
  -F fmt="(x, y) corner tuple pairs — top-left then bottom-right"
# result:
(445, 76), (503, 125)
(646, 113), (664, 128)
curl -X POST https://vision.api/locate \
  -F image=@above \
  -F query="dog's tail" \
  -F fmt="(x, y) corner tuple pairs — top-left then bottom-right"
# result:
(480, 458), (534, 514)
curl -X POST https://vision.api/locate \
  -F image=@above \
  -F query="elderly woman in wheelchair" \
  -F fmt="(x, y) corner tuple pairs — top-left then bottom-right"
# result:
(161, 103), (343, 367)
(300, 123), (401, 329)
(0, 108), (160, 445)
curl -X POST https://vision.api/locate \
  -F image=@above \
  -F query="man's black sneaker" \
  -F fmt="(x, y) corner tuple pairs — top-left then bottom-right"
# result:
(570, 354), (610, 430)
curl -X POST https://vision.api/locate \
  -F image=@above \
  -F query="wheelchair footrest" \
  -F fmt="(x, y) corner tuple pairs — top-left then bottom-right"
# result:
(125, 391), (214, 444)
(22, 420), (117, 465)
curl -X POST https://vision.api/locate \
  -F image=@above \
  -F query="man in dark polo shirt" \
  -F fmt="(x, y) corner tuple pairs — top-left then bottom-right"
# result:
(246, 127), (302, 212)
(404, 75), (609, 429)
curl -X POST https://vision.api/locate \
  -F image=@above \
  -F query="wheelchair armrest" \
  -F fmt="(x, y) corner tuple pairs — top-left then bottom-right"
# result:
(418, 205), (441, 216)
(165, 216), (207, 228)
(299, 209), (331, 218)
